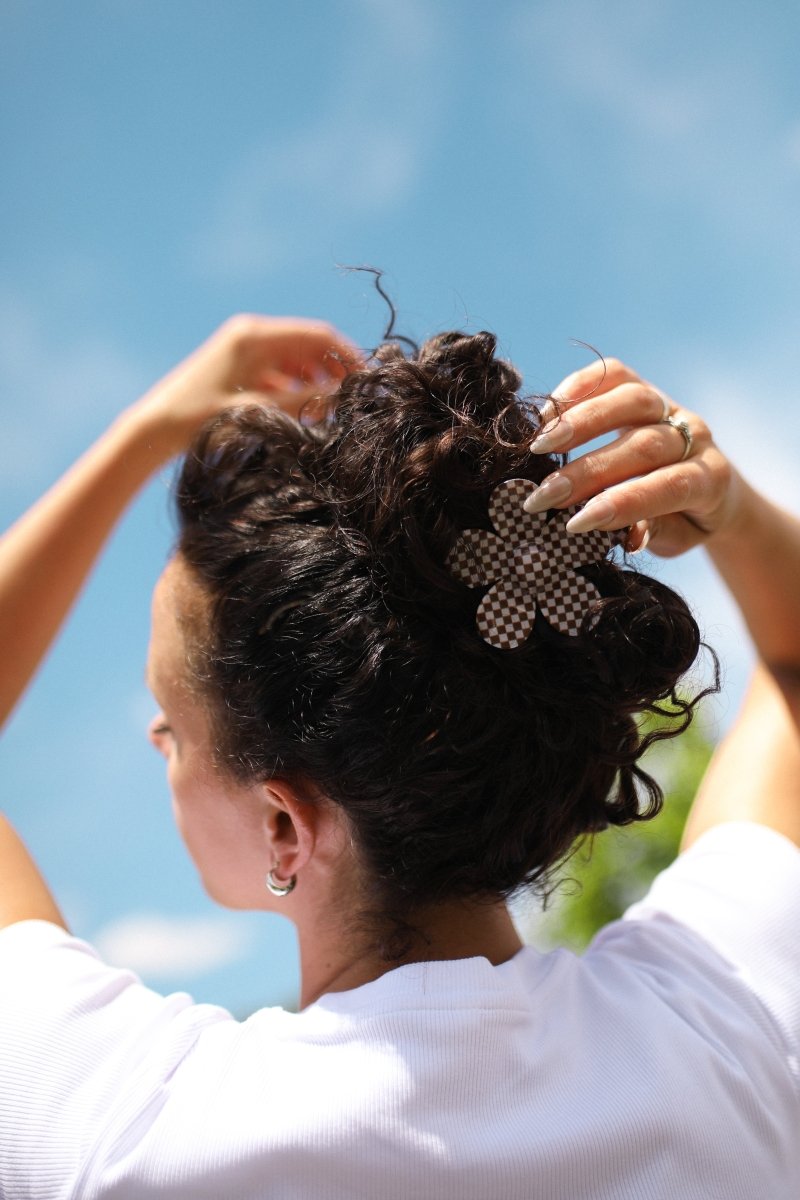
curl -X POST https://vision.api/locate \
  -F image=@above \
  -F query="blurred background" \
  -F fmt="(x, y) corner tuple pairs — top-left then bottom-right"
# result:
(2, 0), (799, 1012)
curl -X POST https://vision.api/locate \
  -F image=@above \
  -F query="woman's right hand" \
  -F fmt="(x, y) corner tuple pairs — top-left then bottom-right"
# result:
(525, 355), (800, 673)
(130, 315), (363, 460)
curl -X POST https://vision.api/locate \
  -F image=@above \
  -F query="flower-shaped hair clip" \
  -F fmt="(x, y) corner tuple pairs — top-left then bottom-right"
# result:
(447, 478), (619, 650)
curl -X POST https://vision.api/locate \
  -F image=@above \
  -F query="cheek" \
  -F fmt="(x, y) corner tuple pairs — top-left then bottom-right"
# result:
(168, 766), (268, 908)
(168, 758), (218, 847)
(168, 762), (201, 851)
(166, 756), (193, 831)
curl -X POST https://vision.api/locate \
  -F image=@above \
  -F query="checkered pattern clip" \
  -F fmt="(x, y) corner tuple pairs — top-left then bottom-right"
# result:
(446, 478), (618, 650)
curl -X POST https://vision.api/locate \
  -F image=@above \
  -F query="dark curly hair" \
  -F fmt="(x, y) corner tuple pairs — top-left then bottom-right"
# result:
(175, 328), (710, 953)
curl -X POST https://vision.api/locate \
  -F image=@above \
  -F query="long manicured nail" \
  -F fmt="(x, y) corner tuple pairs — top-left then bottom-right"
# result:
(631, 529), (651, 554)
(522, 473), (573, 513)
(531, 418), (573, 454)
(538, 399), (557, 425)
(565, 496), (617, 533)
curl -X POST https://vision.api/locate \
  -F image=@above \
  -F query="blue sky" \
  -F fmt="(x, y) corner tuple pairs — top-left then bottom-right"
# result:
(2, 0), (799, 1012)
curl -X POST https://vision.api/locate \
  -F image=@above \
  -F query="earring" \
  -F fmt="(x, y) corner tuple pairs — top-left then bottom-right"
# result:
(266, 866), (297, 898)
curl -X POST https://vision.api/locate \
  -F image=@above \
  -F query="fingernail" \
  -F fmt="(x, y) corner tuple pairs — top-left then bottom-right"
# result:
(630, 526), (651, 554)
(538, 399), (557, 425)
(565, 496), (617, 533)
(553, 373), (582, 400)
(531, 418), (573, 455)
(523, 473), (573, 514)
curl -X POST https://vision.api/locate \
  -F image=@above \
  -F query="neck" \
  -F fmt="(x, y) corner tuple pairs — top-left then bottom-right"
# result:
(297, 897), (523, 1009)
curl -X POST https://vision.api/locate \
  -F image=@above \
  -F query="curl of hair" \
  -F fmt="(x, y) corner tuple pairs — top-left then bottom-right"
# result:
(175, 330), (713, 954)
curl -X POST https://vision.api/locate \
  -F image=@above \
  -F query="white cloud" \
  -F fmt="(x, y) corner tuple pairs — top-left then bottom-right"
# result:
(194, 131), (420, 279)
(93, 912), (252, 980)
(514, 0), (708, 140)
(506, 0), (800, 265)
(190, 0), (446, 279)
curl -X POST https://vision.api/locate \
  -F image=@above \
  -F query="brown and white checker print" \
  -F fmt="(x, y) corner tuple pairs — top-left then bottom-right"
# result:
(476, 571), (537, 650)
(446, 478), (619, 649)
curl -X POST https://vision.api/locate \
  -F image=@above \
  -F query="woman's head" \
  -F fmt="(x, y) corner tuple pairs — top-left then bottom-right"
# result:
(170, 330), (705, 951)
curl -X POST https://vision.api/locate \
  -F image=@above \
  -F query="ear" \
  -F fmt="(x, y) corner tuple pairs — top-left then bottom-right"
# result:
(260, 779), (320, 879)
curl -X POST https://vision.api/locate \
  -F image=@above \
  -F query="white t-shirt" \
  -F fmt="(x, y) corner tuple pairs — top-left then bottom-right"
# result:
(1, 821), (799, 1200)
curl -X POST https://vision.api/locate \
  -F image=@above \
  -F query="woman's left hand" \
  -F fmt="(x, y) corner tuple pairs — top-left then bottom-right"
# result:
(522, 358), (736, 557)
(0, 316), (361, 733)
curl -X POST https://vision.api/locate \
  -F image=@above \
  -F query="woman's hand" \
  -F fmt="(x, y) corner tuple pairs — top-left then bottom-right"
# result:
(522, 358), (737, 557)
(131, 315), (363, 459)
(0, 315), (361, 732)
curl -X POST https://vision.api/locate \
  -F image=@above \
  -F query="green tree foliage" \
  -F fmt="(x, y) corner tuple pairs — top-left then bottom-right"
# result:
(526, 712), (715, 952)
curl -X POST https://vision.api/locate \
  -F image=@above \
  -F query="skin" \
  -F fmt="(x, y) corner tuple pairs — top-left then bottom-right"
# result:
(148, 555), (523, 1006)
(0, 315), (361, 941)
(0, 322), (798, 1006)
(0, 316), (362, 730)
(525, 357), (800, 678)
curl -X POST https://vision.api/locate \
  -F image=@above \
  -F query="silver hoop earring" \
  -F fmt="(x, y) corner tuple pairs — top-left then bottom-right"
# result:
(266, 867), (297, 898)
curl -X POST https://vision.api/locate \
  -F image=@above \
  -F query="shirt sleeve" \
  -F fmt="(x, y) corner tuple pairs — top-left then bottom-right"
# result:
(0, 918), (230, 1199)
(623, 821), (800, 1066)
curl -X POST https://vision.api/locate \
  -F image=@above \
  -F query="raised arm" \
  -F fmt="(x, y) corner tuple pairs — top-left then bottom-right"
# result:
(681, 665), (800, 849)
(524, 357), (800, 847)
(702, 481), (800, 677)
(0, 316), (359, 731)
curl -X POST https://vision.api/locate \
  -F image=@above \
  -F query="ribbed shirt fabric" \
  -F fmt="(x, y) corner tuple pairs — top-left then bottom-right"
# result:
(1, 821), (799, 1199)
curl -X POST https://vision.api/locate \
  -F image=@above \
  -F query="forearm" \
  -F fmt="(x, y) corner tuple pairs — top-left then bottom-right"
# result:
(684, 481), (800, 848)
(682, 664), (800, 849)
(705, 472), (800, 673)
(0, 405), (171, 729)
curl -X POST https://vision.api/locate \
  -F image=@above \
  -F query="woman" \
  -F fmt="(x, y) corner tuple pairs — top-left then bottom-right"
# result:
(0, 315), (798, 1198)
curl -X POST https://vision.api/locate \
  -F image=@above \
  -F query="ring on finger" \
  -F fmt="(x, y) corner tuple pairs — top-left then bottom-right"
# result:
(659, 414), (693, 461)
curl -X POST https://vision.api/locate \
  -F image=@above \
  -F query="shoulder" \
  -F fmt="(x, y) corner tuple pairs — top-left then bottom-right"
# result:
(0, 919), (234, 1195)
(590, 822), (800, 1080)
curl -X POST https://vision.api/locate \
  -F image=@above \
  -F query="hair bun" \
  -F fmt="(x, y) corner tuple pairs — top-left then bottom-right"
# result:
(319, 331), (547, 563)
(174, 326), (714, 957)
